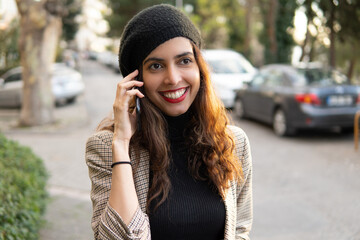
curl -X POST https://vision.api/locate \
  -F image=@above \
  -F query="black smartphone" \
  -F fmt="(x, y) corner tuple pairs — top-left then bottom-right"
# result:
(136, 95), (141, 130)
(135, 75), (142, 131)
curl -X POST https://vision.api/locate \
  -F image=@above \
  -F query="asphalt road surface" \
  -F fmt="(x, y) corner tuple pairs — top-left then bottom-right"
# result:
(231, 114), (360, 240)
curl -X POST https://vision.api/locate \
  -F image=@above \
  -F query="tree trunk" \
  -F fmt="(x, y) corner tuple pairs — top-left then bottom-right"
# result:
(244, 0), (253, 58)
(309, 35), (315, 62)
(257, 0), (278, 63)
(299, 18), (310, 62)
(329, 2), (336, 68)
(16, 0), (62, 126)
(268, 0), (278, 62)
(347, 57), (356, 82)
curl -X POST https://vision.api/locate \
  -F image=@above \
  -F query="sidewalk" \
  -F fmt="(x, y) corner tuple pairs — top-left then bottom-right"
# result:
(0, 97), (88, 134)
(0, 97), (94, 240)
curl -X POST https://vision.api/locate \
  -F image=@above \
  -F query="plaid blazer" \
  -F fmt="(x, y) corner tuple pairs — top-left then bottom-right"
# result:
(86, 125), (253, 240)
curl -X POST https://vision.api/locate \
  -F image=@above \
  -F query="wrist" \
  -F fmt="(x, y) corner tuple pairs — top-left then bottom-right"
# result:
(112, 138), (131, 163)
(112, 138), (130, 150)
(111, 161), (132, 168)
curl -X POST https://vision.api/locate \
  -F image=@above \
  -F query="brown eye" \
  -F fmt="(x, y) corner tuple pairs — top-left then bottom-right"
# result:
(180, 58), (192, 65)
(150, 63), (162, 70)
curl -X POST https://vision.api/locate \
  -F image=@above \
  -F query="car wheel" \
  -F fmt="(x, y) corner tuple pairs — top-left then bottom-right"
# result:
(273, 108), (294, 136)
(55, 98), (67, 106)
(234, 98), (246, 119)
(66, 97), (77, 104)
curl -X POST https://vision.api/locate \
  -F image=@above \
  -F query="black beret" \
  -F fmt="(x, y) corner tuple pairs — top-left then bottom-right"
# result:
(119, 4), (202, 77)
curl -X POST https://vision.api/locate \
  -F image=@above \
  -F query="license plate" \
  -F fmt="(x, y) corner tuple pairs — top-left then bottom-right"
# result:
(327, 95), (353, 106)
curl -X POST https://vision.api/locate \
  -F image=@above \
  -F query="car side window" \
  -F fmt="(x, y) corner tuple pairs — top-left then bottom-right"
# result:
(282, 75), (293, 87)
(264, 70), (284, 87)
(5, 73), (22, 84)
(251, 74), (265, 87)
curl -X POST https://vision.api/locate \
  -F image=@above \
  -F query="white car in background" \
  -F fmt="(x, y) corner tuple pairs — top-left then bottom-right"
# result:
(0, 63), (85, 108)
(202, 49), (257, 108)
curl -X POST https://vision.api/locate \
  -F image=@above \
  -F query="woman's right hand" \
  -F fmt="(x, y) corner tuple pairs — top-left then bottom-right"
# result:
(113, 69), (144, 143)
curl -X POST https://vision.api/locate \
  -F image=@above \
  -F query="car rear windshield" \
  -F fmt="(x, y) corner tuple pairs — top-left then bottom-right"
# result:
(296, 68), (350, 86)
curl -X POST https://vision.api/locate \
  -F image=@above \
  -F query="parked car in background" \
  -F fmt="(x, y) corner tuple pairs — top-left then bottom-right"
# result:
(97, 51), (120, 74)
(202, 49), (257, 108)
(0, 63), (85, 108)
(110, 53), (121, 74)
(97, 51), (115, 67)
(234, 64), (360, 136)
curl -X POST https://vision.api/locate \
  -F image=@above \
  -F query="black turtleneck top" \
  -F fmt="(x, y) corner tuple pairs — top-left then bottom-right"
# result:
(149, 111), (226, 240)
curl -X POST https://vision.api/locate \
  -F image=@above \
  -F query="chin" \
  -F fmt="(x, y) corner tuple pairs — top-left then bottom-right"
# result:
(163, 107), (189, 117)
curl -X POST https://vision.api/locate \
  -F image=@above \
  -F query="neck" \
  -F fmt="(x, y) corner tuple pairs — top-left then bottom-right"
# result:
(163, 110), (192, 141)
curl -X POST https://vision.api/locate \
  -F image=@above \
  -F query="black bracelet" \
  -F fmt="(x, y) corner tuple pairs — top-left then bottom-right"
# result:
(111, 161), (132, 168)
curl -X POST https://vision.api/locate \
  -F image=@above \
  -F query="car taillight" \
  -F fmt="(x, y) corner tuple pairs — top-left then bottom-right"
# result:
(357, 94), (360, 105)
(295, 93), (321, 106)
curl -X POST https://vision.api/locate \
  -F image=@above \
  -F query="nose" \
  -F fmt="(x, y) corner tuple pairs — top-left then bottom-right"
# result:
(164, 65), (181, 85)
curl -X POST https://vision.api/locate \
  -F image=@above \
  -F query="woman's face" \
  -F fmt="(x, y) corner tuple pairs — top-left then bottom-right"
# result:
(142, 37), (200, 117)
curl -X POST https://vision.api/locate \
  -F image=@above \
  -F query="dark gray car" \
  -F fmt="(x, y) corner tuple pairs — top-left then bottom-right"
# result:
(234, 64), (360, 136)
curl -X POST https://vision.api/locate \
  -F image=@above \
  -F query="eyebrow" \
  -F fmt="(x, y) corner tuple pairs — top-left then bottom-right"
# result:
(143, 52), (194, 65)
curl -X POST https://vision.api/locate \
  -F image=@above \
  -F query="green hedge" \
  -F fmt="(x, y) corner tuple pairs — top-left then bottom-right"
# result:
(0, 134), (49, 240)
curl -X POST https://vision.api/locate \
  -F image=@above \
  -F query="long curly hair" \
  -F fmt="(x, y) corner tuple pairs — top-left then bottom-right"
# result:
(97, 43), (243, 213)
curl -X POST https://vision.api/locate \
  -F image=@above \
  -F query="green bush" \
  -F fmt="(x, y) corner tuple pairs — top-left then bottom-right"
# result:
(0, 134), (49, 240)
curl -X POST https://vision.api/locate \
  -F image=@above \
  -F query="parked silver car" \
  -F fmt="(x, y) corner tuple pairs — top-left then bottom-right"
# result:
(0, 63), (85, 108)
(202, 49), (257, 108)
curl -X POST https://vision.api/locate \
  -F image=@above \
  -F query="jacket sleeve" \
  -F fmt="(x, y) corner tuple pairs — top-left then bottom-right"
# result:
(85, 131), (151, 240)
(231, 126), (253, 240)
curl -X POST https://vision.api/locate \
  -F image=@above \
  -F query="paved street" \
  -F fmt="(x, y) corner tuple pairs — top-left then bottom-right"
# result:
(1, 59), (359, 240)
(234, 118), (360, 240)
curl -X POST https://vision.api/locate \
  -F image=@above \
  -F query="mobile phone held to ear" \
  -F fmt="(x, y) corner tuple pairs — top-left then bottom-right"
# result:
(135, 75), (142, 131)
(136, 95), (141, 131)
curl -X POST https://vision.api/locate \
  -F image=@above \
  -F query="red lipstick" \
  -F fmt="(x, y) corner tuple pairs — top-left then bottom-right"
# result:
(159, 87), (189, 103)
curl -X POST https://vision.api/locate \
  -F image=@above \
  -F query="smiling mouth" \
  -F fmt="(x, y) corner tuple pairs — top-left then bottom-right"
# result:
(161, 88), (187, 99)
(159, 87), (189, 103)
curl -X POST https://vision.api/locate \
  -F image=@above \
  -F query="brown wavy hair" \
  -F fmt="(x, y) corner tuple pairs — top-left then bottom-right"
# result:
(97, 43), (243, 213)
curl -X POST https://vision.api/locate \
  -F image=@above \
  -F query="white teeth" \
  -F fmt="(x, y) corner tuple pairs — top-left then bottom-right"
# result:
(163, 88), (186, 99)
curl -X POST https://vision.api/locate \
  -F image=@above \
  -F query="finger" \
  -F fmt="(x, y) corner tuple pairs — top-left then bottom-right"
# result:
(126, 89), (145, 98)
(115, 81), (144, 101)
(121, 80), (144, 90)
(122, 69), (139, 82)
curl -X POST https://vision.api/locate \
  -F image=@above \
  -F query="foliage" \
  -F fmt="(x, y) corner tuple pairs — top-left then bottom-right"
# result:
(105, 0), (172, 38)
(104, 0), (246, 50)
(0, 134), (49, 240)
(220, 0), (246, 53)
(0, 19), (20, 76)
(258, 0), (298, 64)
(275, 0), (297, 63)
(303, 0), (360, 81)
(102, 0), (360, 76)
(335, 0), (360, 43)
(190, 0), (228, 48)
(62, 0), (83, 41)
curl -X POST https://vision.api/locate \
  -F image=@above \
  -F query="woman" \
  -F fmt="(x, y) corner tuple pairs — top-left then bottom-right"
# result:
(86, 4), (252, 240)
